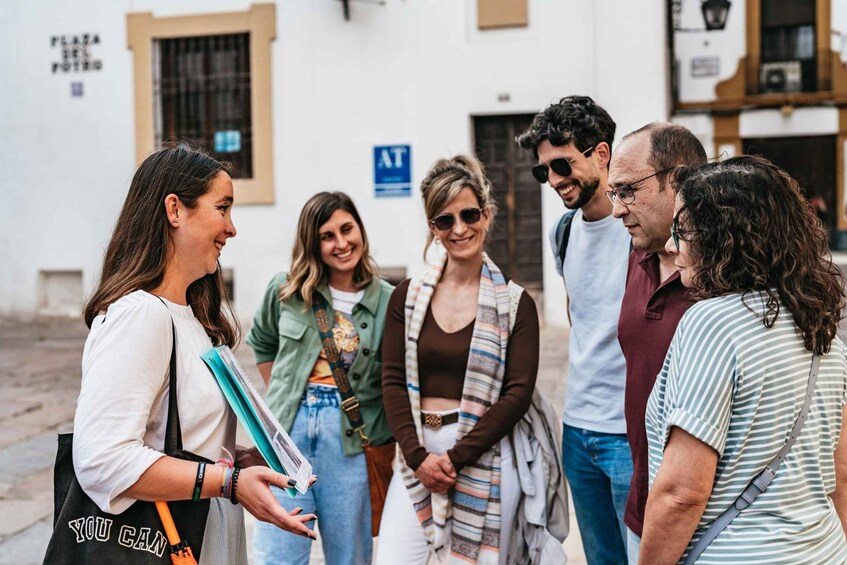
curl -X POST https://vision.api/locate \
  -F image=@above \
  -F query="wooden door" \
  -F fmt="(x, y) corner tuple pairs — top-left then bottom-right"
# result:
(743, 136), (836, 236)
(473, 115), (544, 294)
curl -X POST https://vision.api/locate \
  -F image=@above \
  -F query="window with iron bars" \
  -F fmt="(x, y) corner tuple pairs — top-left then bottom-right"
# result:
(153, 33), (253, 178)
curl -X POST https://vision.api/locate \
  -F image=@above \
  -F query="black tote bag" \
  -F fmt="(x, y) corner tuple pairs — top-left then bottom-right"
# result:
(43, 313), (212, 564)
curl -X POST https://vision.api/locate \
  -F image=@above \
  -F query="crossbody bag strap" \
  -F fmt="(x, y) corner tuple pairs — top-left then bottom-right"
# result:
(311, 292), (370, 446)
(155, 296), (183, 454)
(683, 353), (821, 564)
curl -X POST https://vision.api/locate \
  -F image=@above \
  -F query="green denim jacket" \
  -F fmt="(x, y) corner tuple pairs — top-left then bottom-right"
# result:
(246, 272), (394, 455)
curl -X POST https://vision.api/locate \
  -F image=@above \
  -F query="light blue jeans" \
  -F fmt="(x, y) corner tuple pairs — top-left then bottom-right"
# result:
(252, 384), (372, 565)
(627, 527), (640, 565)
(562, 422), (632, 565)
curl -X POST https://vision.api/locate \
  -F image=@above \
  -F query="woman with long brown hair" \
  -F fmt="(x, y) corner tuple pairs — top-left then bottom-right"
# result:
(74, 146), (316, 565)
(640, 155), (847, 563)
(247, 191), (394, 564)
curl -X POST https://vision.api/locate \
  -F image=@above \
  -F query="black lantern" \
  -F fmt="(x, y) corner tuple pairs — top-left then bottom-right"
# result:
(337, 0), (385, 21)
(701, 0), (731, 31)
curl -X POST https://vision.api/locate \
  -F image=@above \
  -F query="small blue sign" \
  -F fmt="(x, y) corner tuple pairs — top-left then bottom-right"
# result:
(214, 130), (241, 153)
(374, 145), (411, 198)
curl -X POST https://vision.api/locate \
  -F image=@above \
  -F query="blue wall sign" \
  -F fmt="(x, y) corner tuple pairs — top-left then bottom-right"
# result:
(214, 130), (241, 153)
(374, 145), (411, 198)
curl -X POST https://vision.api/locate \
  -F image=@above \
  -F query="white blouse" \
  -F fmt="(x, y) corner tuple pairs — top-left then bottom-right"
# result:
(73, 290), (237, 513)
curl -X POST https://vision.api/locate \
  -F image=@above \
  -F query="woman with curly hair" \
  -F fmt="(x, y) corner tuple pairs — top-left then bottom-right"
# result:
(639, 155), (847, 564)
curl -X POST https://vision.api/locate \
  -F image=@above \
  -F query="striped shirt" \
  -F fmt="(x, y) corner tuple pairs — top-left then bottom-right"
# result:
(646, 291), (847, 564)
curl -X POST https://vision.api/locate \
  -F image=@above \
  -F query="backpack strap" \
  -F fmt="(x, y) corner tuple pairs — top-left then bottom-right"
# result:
(555, 210), (578, 268)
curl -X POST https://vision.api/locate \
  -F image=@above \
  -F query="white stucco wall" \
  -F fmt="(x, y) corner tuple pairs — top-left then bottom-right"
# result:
(740, 106), (840, 138)
(1, 1), (137, 316)
(835, 0), (847, 62)
(675, 0), (847, 103)
(674, 0), (746, 103)
(1, 0), (668, 327)
(670, 113), (715, 158)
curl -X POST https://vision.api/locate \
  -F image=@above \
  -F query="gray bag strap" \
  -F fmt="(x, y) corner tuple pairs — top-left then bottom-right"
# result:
(555, 210), (577, 267)
(683, 353), (821, 564)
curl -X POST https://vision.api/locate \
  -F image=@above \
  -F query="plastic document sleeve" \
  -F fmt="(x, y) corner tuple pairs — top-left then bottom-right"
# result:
(201, 346), (312, 496)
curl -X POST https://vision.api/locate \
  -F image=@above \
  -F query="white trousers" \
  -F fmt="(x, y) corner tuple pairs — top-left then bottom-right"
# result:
(375, 410), (518, 565)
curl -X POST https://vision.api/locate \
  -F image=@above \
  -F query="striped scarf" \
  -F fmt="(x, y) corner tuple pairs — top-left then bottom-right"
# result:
(397, 252), (518, 564)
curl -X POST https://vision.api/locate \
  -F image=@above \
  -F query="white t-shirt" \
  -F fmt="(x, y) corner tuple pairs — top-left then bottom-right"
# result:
(552, 209), (630, 434)
(330, 285), (365, 315)
(73, 290), (238, 512)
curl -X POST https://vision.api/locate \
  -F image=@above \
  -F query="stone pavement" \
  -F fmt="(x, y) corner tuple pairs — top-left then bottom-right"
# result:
(0, 316), (586, 565)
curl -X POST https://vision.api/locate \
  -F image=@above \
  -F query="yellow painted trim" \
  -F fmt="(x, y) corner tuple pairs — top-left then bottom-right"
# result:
(705, 0), (845, 111)
(834, 58), (847, 102)
(838, 109), (847, 229)
(713, 113), (741, 159)
(677, 87), (847, 112)
(714, 57), (746, 104)
(818, 0), (831, 90)
(477, 0), (528, 30)
(745, 0), (760, 95)
(127, 4), (276, 205)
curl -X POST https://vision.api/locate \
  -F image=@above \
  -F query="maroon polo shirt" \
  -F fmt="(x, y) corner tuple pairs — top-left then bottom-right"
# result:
(618, 249), (693, 537)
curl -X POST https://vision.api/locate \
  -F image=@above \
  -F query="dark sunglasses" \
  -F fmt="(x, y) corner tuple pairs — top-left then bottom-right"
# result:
(429, 207), (483, 231)
(531, 145), (595, 184)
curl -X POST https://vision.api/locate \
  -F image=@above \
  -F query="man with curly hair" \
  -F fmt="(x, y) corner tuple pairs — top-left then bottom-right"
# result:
(517, 96), (632, 564)
(608, 122), (707, 564)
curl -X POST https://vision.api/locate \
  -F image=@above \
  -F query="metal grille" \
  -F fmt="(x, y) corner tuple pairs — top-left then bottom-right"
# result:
(153, 33), (253, 178)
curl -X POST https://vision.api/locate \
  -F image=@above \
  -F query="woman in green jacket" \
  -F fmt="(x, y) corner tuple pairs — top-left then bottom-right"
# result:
(247, 192), (394, 565)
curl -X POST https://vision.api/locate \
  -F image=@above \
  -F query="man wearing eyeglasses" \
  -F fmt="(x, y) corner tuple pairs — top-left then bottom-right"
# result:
(607, 123), (706, 564)
(517, 96), (632, 564)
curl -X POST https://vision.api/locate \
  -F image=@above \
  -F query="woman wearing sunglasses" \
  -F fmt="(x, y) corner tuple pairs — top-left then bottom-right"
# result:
(639, 156), (847, 564)
(247, 192), (394, 565)
(377, 155), (539, 564)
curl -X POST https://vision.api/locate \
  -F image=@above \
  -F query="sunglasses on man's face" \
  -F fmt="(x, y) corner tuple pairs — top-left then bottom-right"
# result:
(429, 207), (483, 231)
(531, 145), (595, 184)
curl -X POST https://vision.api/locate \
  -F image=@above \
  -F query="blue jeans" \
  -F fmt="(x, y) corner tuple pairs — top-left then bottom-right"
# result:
(252, 385), (372, 565)
(626, 527), (640, 565)
(562, 422), (632, 565)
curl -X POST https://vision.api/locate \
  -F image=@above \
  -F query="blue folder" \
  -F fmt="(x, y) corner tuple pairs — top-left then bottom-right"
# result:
(201, 346), (299, 497)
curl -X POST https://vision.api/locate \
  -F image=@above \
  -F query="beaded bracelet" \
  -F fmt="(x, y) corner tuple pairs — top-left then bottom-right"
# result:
(192, 462), (206, 503)
(229, 465), (242, 505)
(220, 466), (234, 499)
(217, 449), (236, 499)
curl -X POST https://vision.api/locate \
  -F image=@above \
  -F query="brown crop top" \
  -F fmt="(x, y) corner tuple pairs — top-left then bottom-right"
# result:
(381, 278), (539, 472)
